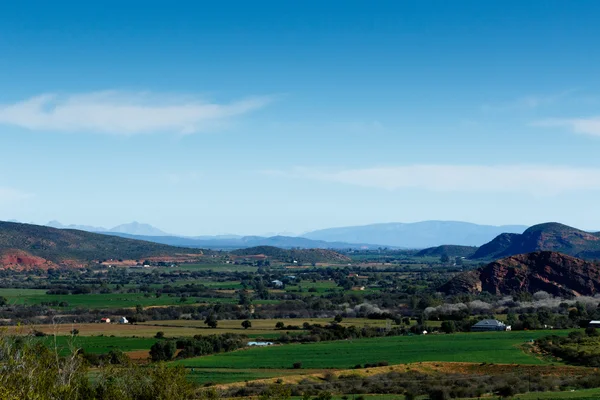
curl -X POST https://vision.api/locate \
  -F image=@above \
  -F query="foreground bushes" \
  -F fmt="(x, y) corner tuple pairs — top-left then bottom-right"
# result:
(537, 329), (600, 367)
(226, 369), (600, 400)
(0, 334), (196, 400)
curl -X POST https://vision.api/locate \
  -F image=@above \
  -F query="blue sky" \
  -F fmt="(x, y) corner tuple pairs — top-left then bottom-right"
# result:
(1, 1), (600, 235)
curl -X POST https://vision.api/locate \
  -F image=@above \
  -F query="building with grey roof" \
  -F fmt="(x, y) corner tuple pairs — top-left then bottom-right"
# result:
(471, 319), (511, 332)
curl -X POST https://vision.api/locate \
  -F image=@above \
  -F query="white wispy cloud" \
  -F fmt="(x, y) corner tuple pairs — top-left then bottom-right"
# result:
(264, 165), (600, 194)
(0, 91), (273, 135)
(533, 117), (600, 137)
(481, 90), (574, 113)
(0, 187), (32, 204)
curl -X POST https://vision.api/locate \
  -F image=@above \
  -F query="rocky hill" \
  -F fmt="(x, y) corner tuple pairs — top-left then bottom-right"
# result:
(440, 251), (600, 296)
(0, 221), (205, 268)
(472, 223), (600, 260)
(230, 246), (351, 264)
(415, 245), (478, 258)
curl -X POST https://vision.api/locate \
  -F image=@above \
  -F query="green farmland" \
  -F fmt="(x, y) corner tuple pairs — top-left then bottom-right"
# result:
(0, 288), (238, 309)
(175, 330), (569, 370)
(40, 336), (157, 355)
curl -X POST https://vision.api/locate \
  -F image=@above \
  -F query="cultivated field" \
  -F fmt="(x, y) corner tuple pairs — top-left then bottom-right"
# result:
(174, 330), (570, 370)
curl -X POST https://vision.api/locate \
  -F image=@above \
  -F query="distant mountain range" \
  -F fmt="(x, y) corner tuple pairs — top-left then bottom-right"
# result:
(39, 219), (533, 249)
(46, 221), (170, 236)
(302, 221), (528, 248)
(0, 221), (351, 268)
(0, 221), (205, 269)
(101, 232), (383, 250)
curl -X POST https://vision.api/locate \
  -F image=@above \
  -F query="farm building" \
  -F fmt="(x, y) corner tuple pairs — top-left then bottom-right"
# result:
(100, 317), (111, 324)
(588, 320), (600, 328)
(247, 341), (273, 346)
(471, 319), (511, 332)
(119, 316), (129, 324)
(271, 280), (283, 287)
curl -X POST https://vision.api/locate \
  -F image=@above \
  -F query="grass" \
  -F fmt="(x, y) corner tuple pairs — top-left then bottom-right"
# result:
(510, 388), (600, 399)
(174, 330), (571, 370)
(0, 288), (240, 309)
(186, 368), (319, 385)
(166, 264), (258, 273)
(139, 317), (388, 333)
(39, 336), (157, 354)
(6, 323), (206, 338)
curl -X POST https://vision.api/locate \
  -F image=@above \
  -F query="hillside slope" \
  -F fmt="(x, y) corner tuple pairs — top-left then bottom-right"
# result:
(440, 251), (600, 296)
(303, 221), (527, 248)
(230, 246), (351, 264)
(472, 222), (600, 260)
(102, 233), (385, 250)
(0, 221), (204, 268)
(415, 245), (478, 258)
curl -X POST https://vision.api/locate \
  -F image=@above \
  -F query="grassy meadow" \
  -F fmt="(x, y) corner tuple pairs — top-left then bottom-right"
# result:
(174, 330), (569, 370)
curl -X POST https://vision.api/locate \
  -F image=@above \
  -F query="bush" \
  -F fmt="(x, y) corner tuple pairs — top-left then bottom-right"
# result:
(293, 362), (303, 369)
(149, 340), (176, 362)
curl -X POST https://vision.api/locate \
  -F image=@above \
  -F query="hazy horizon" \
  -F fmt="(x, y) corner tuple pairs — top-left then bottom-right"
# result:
(2, 2), (600, 235)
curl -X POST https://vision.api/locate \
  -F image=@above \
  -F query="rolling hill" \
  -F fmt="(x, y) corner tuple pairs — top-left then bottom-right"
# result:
(440, 251), (600, 296)
(472, 222), (600, 260)
(230, 246), (351, 264)
(302, 221), (528, 248)
(100, 232), (384, 250)
(415, 245), (478, 258)
(0, 221), (204, 268)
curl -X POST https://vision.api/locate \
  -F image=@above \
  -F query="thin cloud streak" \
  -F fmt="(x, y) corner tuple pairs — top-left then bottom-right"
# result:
(0, 187), (32, 204)
(265, 165), (600, 195)
(481, 90), (575, 113)
(533, 117), (600, 137)
(0, 91), (273, 135)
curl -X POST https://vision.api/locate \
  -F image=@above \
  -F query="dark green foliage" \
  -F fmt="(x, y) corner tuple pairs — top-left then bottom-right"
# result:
(149, 340), (176, 362)
(230, 246), (350, 264)
(175, 333), (246, 359)
(0, 334), (195, 400)
(205, 313), (218, 328)
(440, 320), (456, 334)
(241, 320), (252, 329)
(415, 245), (477, 258)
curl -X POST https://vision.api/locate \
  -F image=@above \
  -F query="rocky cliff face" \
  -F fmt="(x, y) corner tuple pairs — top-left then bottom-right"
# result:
(440, 251), (600, 296)
(472, 223), (600, 260)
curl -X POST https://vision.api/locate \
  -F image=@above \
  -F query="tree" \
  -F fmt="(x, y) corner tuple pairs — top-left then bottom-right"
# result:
(241, 320), (252, 329)
(155, 331), (165, 339)
(149, 340), (176, 362)
(0, 296), (7, 306)
(259, 384), (291, 400)
(334, 314), (343, 323)
(70, 329), (79, 336)
(275, 321), (285, 329)
(440, 254), (450, 263)
(205, 314), (218, 328)
(238, 290), (251, 306)
(441, 321), (456, 334)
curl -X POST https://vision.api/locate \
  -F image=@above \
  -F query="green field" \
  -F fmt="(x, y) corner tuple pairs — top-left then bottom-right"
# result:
(510, 388), (600, 400)
(0, 288), (238, 309)
(175, 330), (570, 370)
(40, 336), (157, 354)
(164, 264), (258, 273)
